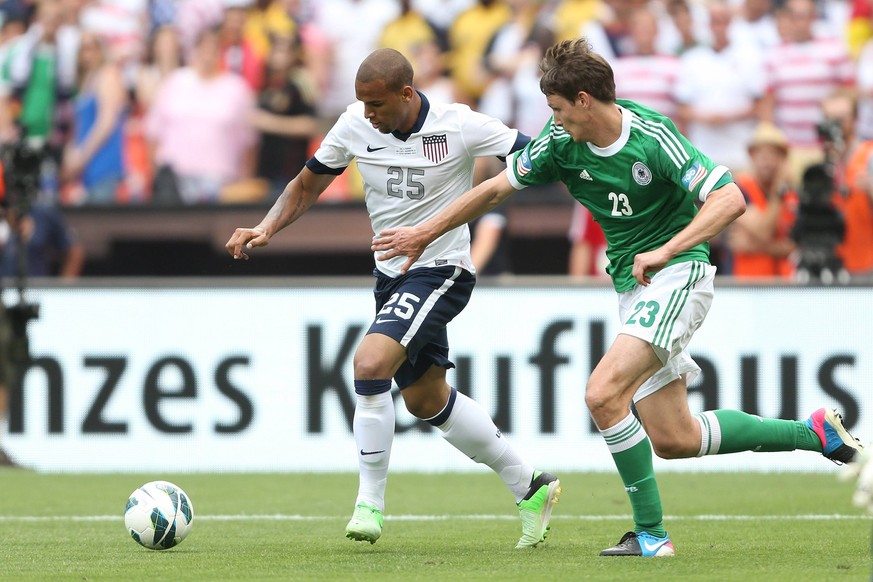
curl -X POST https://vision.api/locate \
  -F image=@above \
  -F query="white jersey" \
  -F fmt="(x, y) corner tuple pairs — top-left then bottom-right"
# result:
(309, 92), (525, 278)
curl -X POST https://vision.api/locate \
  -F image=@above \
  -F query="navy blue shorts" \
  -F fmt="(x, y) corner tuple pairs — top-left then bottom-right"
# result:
(368, 265), (475, 389)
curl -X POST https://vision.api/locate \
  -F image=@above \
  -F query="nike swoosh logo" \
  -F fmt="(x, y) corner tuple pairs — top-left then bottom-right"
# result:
(642, 539), (670, 553)
(360, 449), (386, 456)
(367, 145), (387, 152)
(375, 318), (397, 324)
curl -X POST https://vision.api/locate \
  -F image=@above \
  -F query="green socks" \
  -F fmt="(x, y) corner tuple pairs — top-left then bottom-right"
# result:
(696, 410), (822, 456)
(600, 413), (666, 538)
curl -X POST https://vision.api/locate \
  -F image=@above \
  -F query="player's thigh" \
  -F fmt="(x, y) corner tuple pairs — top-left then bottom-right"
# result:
(353, 332), (408, 379)
(634, 378), (700, 459)
(588, 333), (663, 406)
(618, 260), (715, 365)
(366, 265), (474, 386)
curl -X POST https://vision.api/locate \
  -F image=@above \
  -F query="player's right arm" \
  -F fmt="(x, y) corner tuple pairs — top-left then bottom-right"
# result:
(372, 171), (516, 274)
(225, 167), (335, 260)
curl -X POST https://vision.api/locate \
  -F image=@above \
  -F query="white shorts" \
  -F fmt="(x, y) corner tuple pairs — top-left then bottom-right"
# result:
(617, 260), (716, 403)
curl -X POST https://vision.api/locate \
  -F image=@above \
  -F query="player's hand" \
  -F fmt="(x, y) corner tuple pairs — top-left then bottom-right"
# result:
(226, 227), (270, 260)
(632, 247), (672, 286)
(371, 226), (428, 274)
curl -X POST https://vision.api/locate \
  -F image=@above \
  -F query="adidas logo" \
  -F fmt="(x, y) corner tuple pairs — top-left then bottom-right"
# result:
(579, 169), (593, 181)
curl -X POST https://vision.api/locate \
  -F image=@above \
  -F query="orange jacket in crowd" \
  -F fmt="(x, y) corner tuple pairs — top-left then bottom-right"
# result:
(732, 173), (798, 278)
(836, 141), (873, 274)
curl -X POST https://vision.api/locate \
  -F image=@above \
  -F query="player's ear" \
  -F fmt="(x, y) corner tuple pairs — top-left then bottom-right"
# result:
(401, 86), (415, 102)
(577, 92), (589, 109)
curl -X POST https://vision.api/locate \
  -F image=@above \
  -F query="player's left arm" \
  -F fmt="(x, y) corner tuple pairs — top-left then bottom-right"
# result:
(632, 181), (746, 285)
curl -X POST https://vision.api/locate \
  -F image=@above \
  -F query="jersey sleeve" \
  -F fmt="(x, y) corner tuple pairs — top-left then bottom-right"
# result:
(459, 106), (528, 158)
(651, 116), (732, 203)
(305, 111), (354, 175)
(504, 119), (561, 190)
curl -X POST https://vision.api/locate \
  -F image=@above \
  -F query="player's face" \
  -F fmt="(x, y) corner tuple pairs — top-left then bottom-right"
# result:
(546, 93), (589, 143)
(356, 79), (413, 134)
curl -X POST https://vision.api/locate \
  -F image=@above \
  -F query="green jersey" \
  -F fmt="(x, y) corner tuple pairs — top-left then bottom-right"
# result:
(507, 99), (733, 292)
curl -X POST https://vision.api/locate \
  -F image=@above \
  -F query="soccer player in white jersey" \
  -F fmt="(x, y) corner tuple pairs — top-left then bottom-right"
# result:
(372, 38), (865, 557)
(225, 48), (561, 548)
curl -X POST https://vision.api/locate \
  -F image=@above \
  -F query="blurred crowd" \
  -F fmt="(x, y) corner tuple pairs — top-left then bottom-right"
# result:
(0, 0), (871, 280)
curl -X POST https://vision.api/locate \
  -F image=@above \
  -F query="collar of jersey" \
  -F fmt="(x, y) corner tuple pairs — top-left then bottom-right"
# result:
(391, 90), (430, 142)
(586, 104), (632, 157)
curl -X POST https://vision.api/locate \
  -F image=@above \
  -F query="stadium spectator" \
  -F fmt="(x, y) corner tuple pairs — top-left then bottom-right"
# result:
(567, 204), (608, 278)
(242, 0), (296, 62)
(760, 0), (854, 182)
(379, 0), (437, 64)
(252, 34), (319, 200)
(226, 48), (560, 549)
(145, 26), (256, 204)
(856, 37), (873, 141)
(3, 0), (80, 201)
(469, 203), (511, 275)
(412, 0), (475, 50)
(408, 39), (457, 105)
(218, 3), (265, 91)
(371, 37), (865, 557)
(729, 0), (779, 52)
(728, 122), (798, 279)
(62, 31), (127, 205)
(446, 0), (511, 105)
(128, 25), (184, 204)
(580, 0), (639, 61)
(662, 0), (699, 55)
(822, 91), (873, 279)
(0, 202), (84, 278)
(134, 26), (183, 112)
(611, 8), (681, 124)
(0, 14), (26, 144)
(675, 0), (765, 173)
(312, 0), (399, 117)
(478, 0), (553, 127)
(550, 0), (602, 43)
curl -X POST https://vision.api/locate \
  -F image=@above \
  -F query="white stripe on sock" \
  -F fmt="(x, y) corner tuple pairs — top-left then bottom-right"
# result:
(695, 411), (721, 456)
(599, 413), (647, 454)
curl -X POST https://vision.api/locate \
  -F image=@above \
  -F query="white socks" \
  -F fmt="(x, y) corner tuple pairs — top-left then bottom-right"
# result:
(353, 390), (394, 511)
(432, 389), (534, 502)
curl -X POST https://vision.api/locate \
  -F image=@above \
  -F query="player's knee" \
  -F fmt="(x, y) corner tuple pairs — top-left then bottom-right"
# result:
(353, 352), (391, 380)
(585, 380), (621, 419)
(649, 433), (697, 460)
(400, 382), (448, 419)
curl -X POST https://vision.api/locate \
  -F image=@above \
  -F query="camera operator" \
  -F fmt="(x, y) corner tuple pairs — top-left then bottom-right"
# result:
(827, 92), (873, 280)
(790, 91), (867, 284)
(0, 138), (81, 465)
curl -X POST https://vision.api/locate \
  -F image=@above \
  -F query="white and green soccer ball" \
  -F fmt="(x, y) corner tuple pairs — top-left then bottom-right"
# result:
(124, 480), (194, 550)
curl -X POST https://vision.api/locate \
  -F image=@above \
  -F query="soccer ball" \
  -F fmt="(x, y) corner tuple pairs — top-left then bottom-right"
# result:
(124, 480), (194, 550)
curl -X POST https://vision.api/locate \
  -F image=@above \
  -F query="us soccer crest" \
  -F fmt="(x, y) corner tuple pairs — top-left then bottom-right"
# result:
(422, 134), (448, 163)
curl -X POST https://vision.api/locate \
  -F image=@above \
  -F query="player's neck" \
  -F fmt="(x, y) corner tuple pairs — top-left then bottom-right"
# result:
(399, 91), (423, 134)
(587, 103), (624, 148)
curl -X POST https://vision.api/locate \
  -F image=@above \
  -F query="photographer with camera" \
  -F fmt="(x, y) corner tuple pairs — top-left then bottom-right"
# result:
(791, 91), (873, 283)
(827, 92), (873, 280)
(0, 135), (81, 465)
(789, 92), (857, 284)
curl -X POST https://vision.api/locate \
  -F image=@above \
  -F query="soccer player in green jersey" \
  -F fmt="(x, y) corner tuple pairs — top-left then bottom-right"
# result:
(371, 38), (865, 557)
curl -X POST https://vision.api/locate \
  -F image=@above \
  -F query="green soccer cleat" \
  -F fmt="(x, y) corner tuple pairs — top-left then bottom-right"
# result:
(345, 502), (383, 544)
(515, 471), (562, 549)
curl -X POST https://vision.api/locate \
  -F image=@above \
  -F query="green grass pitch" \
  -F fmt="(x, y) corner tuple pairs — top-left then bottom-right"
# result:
(0, 470), (870, 581)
